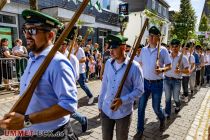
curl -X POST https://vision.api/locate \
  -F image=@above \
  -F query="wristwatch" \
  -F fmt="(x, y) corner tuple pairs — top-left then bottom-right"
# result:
(24, 115), (32, 128)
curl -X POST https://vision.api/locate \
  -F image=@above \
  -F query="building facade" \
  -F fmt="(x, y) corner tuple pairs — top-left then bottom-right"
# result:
(0, 0), (121, 50)
(122, 0), (170, 45)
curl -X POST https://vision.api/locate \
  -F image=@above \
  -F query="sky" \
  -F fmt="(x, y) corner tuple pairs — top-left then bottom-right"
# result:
(165, 0), (206, 30)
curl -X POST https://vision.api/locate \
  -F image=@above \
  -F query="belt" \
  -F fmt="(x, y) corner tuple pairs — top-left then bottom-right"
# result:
(165, 76), (181, 80)
(144, 78), (163, 83)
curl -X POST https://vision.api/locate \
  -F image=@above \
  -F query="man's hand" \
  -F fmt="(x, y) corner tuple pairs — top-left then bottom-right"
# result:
(174, 69), (181, 74)
(155, 68), (164, 75)
(0, 112), (24, 130)
(110, 98), (122, 111)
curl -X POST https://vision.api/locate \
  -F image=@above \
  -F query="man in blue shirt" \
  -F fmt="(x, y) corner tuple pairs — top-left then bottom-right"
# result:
(0, 10), (78, 140)
(98, 34), (144, 140)
(134, 26), (172, 139)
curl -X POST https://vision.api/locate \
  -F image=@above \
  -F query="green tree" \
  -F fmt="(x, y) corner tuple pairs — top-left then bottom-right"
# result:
(199, 15), (209, 31)
(171, 0), (197, 41)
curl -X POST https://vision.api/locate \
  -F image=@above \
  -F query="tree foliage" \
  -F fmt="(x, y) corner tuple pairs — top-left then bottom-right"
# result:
(199, 15), (209, 31)
(171, 0), (197, 41)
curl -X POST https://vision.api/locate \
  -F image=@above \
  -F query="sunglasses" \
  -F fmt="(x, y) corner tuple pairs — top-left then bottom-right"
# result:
(22, 27), (51, 36)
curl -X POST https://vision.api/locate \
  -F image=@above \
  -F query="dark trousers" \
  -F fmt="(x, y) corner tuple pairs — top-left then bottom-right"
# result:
(196, 70), (201, 87)
(182, 76), (190, 97)
(101, 111), (132, 140)
(15, 122), (78, 140)
(206, 65), (210, 84)
(77, 73), (93, 98)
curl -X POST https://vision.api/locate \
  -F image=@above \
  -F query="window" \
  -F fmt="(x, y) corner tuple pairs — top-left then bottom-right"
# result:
(152, 0), (155, 10)
(0, 14), (16, 24)
(158, 3), (161, 13)
(103, 0), (110, 10)
(163, 7), (166, 16)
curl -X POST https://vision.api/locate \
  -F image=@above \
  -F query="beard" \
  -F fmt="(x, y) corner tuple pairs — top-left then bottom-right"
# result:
(26, 38), (47, 54)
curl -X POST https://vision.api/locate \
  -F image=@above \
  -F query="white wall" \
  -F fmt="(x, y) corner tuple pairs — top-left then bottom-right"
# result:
(124, 11), (170, 46)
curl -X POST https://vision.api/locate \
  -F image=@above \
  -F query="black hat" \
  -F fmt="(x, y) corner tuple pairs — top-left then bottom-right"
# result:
(171, 39), (181, 46)
(195, 45), (201, 50)
(149, 26), (161, 36)
(22, 9), (62, 28)
(106, 34), (128, 49)
(56, 26), (77, 42)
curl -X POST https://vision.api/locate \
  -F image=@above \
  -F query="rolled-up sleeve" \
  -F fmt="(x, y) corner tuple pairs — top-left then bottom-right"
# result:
(53, 60), (78, 113)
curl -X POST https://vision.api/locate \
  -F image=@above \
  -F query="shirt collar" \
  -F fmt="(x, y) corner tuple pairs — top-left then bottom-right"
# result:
(111, 56), (130, 66)
(29, 45), (53, 60)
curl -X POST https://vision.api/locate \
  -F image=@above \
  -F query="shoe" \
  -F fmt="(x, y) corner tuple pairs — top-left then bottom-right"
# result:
(88, 97), (94, 104)
(133, 132), (143, 140)
(81, 117), (88, 132)
(184, 97), (189, 102)
(159, 120), (165, 131)
(180, 95), (185, 101)
(175, 107), (180, 114)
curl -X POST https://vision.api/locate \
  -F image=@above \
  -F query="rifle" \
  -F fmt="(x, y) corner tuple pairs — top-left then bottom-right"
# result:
(67, 28), (79, 60)
(9, 0), (90, 114)
(110, 18), (149, 111)
(176, 38), (190, 70)
(128, 36), (138, 58)
(156, 36), (163, 69)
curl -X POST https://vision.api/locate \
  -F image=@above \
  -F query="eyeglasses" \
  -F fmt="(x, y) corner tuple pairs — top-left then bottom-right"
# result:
(22, 27), (50, 36)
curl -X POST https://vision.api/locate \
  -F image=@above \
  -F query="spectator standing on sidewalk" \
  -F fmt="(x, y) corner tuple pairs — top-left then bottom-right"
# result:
(0, 38), (21, 91)
(12, 39), (28, 82)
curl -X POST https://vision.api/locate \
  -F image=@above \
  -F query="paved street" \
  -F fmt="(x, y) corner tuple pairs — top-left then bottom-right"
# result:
(0, 80), (209, 140)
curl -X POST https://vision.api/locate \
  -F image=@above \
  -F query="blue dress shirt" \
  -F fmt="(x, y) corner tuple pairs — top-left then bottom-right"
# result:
(20, 45), (78, 131)
(98, 57), (144, 119)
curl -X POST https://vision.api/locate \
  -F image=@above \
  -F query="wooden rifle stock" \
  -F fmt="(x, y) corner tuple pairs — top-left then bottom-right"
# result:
(67, 28), (79, 60)
(110, 18), (149, 110)
(156, 37), (163, 69)
(9, 0), (90, 114)
(128, 36), (138, 58)
(176, 37), (190, 69)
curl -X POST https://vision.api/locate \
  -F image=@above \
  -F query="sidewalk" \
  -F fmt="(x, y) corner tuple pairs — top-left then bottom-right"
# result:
(0, 80), (209, 140)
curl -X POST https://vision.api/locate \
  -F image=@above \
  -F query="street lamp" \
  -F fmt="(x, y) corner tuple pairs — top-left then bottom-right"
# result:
(119, 12), (125, 35)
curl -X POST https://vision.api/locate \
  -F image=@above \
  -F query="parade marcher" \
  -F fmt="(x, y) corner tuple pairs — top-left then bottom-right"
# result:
(200, 47), (207, 86)
(98, 34), (144, 140)
(0, 9), (78, 140)
(134, 44), (144, 64)
(59, 39), (88, 133)
(72, 35), (94, 104)
(12, 39), (28, 82)
(181, 42), (195, 102)
(134, 26), (172, 139)
(206, 48), (210, 86)
(126, 44), (132, 57)
(164, 39), (189, 118)
(193, 44), (201, 90)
